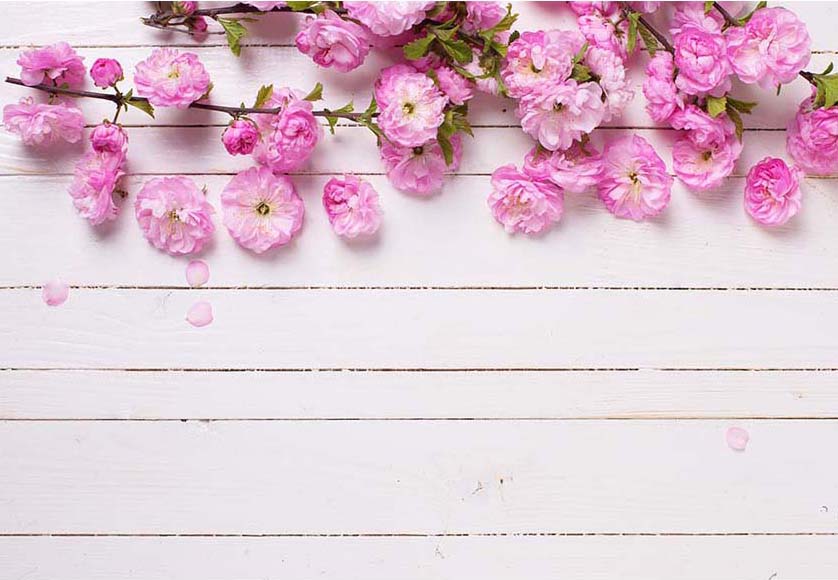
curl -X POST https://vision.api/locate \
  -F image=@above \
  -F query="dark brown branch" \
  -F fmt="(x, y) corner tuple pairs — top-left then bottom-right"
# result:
(621, 3), (674, 54)
(712, 2), (739, 28)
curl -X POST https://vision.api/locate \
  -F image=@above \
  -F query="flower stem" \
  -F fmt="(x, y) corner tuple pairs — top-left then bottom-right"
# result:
(621, 3), (674, 54)
(712, 2), (739, 28)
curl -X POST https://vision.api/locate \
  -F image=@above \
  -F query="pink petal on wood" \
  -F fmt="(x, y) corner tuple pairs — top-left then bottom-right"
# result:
(42, 279), (69, 306)
(185, 259), (210, 287)
(726, 426), (749, 452)
(186, 300), (213, 327)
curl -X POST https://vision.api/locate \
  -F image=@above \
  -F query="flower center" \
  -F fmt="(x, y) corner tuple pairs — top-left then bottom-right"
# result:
(628, 171), (639, 184)
(168, 209), (181, 222)
(552, 102), (564, 112)
(412, 146), (424, 156)
(167, 68), (180, 79)
(255, 201), (271, 216)
(701, 150), (713, 161)
(402, 102), (415, 115)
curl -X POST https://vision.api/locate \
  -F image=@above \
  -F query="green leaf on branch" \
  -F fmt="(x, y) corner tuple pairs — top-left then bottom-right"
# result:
(303, 82), (323, 102)
(286, 1), (318, 11)
(626, 12), (640, 54)
(726, 96), (757, 115)
(404, 33), (436, 60)
(637, 25), (659, 57)
(737, 1), (767, 26)
(218, 17), (248, 57)
(361, 97), (378, 120)
(571, 63), (592, 82)
(706, 95), (727, 118)
(437, 37), (473, 64)
(704, 1), (714, 14)
(323, 101), (354, 135)
(253, 84), (274, 108)
(808, 68), (838, 109)
(572, 42), (589, 66)
(726, 106), (744, 141)
(126, 98), (155, 118)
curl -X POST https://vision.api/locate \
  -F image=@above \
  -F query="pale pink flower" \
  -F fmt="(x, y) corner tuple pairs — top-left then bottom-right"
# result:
(744, 157), (802, 226)
(643, 52), (684, 123)
(186, 259), (210, 287)
(523, 143), (602, 194)
(343, 1), (434, 36)
(598, 135), (673, 221)
(90, 58), (123, 88)
(726, 7), (810, 89)
(252, 87), (321, 173)
(295, 10), (371, 73)
(434, 65), (475, 106)
(246, 1), (286, 9)
(673, 24), (731, 96)
(669, 105), (730, 148)
(629, 1), (660, 12)
(322, 174), (382, 238)
(68, 150), (125, 226)
(186, 300), (213, 327)
(517, 80), (605, 151)
(585, 46), (633, 122)
(786, 93), (838, 175)
(3, 97), (84, 147)
(379, 135), (462, 195)
(489, 164), (564, 235)
(133, 48), (211, 108)
(222, 119), (259, 156)
(726, 426), (749, 451)
(17, 42), (85, 88)
(671, 106), (742, 191)
(89, 122), (128, 154)
(501, 30), (581, 99)
(569, 2), (618, 17)
(221, 166), (304, 253)
(42, 279), (69, 307)
(577, 12), (628, 60)
(135, 176), (215, 255)
(375, 65), (447, 148)
(671, 2), (723, 36)
(463, 2), (507, 33)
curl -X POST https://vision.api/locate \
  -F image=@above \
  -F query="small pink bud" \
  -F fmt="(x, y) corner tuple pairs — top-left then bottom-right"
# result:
(186, 300), (213, 327)
(189, 16), (209, 41)
(89, 122), (128, 154)
(173, 1), (197, 15)
(42, 279), (69, 306)
(222, 119), (259, 156)
(726, 426), (749, 452)
(90, 58), (124, 89)
(185, 259), (210, 287)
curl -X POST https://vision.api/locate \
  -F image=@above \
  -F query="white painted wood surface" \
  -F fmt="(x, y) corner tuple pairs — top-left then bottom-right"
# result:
(1, 2), (837, 579)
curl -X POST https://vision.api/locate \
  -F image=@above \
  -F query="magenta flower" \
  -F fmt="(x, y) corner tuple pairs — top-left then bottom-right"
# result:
(222, 119), (259, 156)
(90, 122), (128, 154)
(597, 135), (673, 221)
(135, 176), (215, 255)
(569, 2), (618, 17)
(134, 48), (211, 108)
(68, 150), (125, 226)
(17, 42), (85, 88)
(643, 52), (684, 123)
(296, 10), (371, 73)
(523, 143), (602, 194)
(221, 166), (305, 253)
(670, 106), (742, 191)
(322, 174), (382, 238)
(744, 157), (803, 226)
(379, 135), (462, 196)
(3, 97), (84, 147)
(726, 7), (810, 89)
(90, 58), (123, 88)
(343, 1), (434, 36)
(500, 30), (580, 99)
(489, 164), (564, 235)
(517, 80), (605, 151)
(786, 92), (838, 175)
(672, 24), (731, 96)
(252, 87), (321, 173)
(375, 64), (447, 148)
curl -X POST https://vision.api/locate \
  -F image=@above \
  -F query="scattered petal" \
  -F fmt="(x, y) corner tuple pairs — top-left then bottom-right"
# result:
(726, 426), (749, 452)
(185, 259), (210, 287)
(42, 279), (69, 306)
(186, 300), (213, 327)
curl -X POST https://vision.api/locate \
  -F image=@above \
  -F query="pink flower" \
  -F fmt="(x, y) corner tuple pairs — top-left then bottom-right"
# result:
(186, 259), (210, 287)
(189, 16), (209, 41)
(322, 174), (382, 238)
(597, 135), (673, 221)
(375, 65), (447, 148)
(42, 279), (69, 307)
(68, 150), (125, 226)
(585, 46), (633, 123)
(186, 301), (213, 327)
(671, 3), (723, 36)
(726, 7), (810, 89)
(222, 119), (259, 156)
(577, 12), (628, 60)
(89, 122), (128, 154)
(643, 52), (684, 123)
(463, 2), (507, 33)
(517, 80), (605, 151)
(295, 10), (371, 73)
(489, 164), (564, 235)
(3, 97), (84, 147)
(252, 87), (321, 173)
(173, 1), (197, 15)
(379, 134), (462, 195)
(569, 2), (618, 17)
(90, 58), (123, 88)
(133, 48), (211, 108)
(501, 30), (580, 99)
(247, 2), (286, 9)
(221, 166), (304, 253)
(523, 143), (602, 194)
(670, 106), (742, 190)
(343, 1), (434, 36)
(135, 176), (215, 255)
(672, 24), (731, 96)
(434, 65), (475, 106)
(17, 42), (85, 88)
(629, 1), (660, 12)
(744, 157), (802, 226)
(786, 93), (838, 175)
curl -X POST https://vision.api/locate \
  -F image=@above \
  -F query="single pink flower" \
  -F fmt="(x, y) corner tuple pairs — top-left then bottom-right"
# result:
(523, 143), (602, 194)
(726, 7), (810, 89)
(489, 164), (564, 235)
(744, 157), (802, 226)
(375, 64), (447, 148)
(343, 1), (434, 36)
(90, 58), (123, 88)
(670, 106), (742, 191)
(42, 279), (69, 307)
(295, 10), (371, 73)
(577, 12), (628, 60)
(17, 42), (85, 88)
(3, 97), (84, 147)
(643, 52), (684, 123)
(670, 2), (723, 36)
(597, 135), (673, 221)
(186, 259), (210, 287)
(252, 87), (321, 173)
(585, 46), (633, 123)
(134, 48), (211, 108)
(379, 134), (462, 195)
(221, 166), (305, 253)
(89, 122), (128, 154)
(786, 92), (838, 175)
(222, 119), (259, 156)
(501, 29), (581, 99)
(186, 300), (213, 327)
(726, 426), (749, 451)
(569, 2), (618, 17)
(433, 65), (475, 106)
(322, 174), (382, 238)
(189, 16), (209, 41)
(517, 80), (605, 151)
(463, 2), (507, 33)
(135, 176), (215, 255)
(673, 24), (731, 96)
(68, 150), (125, 226)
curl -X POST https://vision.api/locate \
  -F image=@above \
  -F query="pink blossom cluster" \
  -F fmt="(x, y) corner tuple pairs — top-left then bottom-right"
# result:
(69, 122), (129, 226)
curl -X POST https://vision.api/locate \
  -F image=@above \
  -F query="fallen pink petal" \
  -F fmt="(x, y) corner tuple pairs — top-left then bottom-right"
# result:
(185, 259), (210, 287)
(726, 426), (750, 452)
(186, 300), (213, 327)
(41, 279), (69, 306)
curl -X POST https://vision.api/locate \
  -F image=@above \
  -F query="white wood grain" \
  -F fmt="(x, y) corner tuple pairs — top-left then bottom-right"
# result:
(2, 369), (837, 419)
(2, 535), (838, 580)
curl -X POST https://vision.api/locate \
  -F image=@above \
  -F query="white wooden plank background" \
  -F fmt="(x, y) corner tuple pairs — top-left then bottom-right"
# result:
(1, 2), (837, 579)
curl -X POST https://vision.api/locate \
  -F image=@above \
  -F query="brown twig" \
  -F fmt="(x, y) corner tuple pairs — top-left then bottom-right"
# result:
(621, 3), (674, 54)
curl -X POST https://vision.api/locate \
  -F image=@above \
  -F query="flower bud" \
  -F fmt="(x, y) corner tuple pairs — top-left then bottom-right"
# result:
(173, 1), (197, 15)
(222, 119), (259, 156)
(90, 58), (124, 88)
(90, 122), (128, 154)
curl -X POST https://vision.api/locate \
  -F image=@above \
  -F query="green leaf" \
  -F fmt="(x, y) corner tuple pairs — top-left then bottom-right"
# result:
(361, 97), (378, 120)
(726, 106), (744, 141)
(253, 84), (274, 109)
(303, 82), (323, 102)
(436, 110), (458, 165)
(572, 42), (589, 66)
(571, 63), (592, 83)
(322, 101), (354, 135)
(626, 12), (640, 54)
(637, 25), (659, 57)
(737, 1), (767, 26)
(706, 95), (727, 118)
(438, 38), (473, 64)
(286, 1), (317, 11)
(726, 96), (757, 114)
(814, 74), (838, 109)
(217, 17), (248, 57)
(437, 132), (454, 166)
(404, 33), (436, 60)
(821, 63), (834, 76)
(704, 1), (714, 14)
(126, 97), (155, 118)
